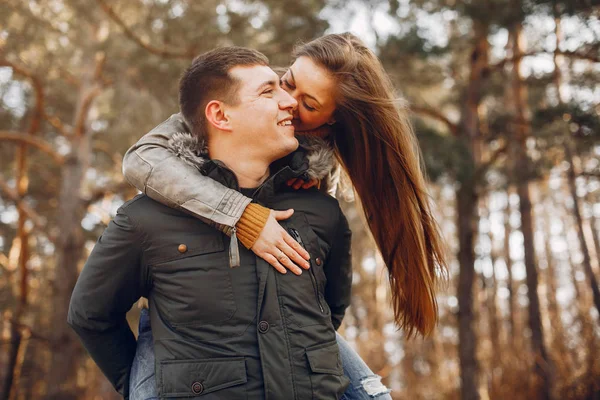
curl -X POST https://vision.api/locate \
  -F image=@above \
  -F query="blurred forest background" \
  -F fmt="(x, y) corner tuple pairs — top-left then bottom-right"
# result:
(0, 0), (599, 399)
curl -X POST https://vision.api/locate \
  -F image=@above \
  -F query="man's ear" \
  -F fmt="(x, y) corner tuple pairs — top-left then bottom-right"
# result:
(205, 100), (232, 131)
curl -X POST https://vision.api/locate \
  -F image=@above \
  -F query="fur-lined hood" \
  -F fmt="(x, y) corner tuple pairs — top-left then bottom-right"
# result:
(167, 132), (335, 182)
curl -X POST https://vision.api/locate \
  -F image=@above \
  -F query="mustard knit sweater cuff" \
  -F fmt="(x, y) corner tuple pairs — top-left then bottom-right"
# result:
(236, 203), (270, 249)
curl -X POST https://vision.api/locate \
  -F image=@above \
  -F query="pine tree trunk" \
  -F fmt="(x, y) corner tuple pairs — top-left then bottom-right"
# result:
(517, 182), (553, 396)
(457, 184), (479, 400)
(563, 216), (583, 303)
(3, 128), (32, 398)
(47, 51), (100, 396)
(456, 20), (490, 400)
(401, 337), (418, 399)
(564, 145), (600, 318)
(504, 201), (517, 347)
(486, 232), (500, 374)
(587, 200), (600, 268)
(2, 325), (21, 400)
(46, 142), (87, 400)
(542, 204), (572, 376)
(511, 21), (553, 399)
(552, 11), (600, 320)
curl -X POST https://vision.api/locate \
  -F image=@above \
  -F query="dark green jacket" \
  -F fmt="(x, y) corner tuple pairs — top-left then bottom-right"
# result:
(68, 150), (352, 399)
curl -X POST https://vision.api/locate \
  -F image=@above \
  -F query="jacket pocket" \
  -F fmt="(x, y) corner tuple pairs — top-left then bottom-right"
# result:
(150, 233), (236, 327)
(160, 357), (247, 399)
(288, 228), (325, 314)
(306, 341), (349, 399)
(279, 212), (331, 328)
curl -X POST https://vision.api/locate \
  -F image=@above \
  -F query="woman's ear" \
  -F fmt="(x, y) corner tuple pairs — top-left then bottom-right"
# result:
(327, 119), (336, 126)
(205, 100), (232, 131)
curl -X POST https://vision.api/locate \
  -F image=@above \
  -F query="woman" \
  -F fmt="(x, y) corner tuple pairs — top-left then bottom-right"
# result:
(125, 33), (447, 399)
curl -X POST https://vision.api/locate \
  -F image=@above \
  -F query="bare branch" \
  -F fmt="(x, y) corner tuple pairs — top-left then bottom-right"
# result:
(490, 50), (600, 71)
(42, 110), (70, 137)
(93, 140), (123, 166)
(0, 131), (64, 164)
(580, 171), (600, 179)
(0, 176), (46, 230)
(474, 141), (509, 185)
(73, 52), (110, 137)
(73, 85), (103, 137)
(1, 314), (51, 344)
(0, 59), (45, 135)
(55, 67), (81, 87)
(409, 105), (459, 136)
(95, 0), (197, 59)
(82, 180), (133, 208)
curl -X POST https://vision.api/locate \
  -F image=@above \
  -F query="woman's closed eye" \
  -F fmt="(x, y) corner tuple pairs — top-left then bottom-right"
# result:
(281, 78), (295, 89)
(303, 102), (316, 111)
(281, 77), (315, 111)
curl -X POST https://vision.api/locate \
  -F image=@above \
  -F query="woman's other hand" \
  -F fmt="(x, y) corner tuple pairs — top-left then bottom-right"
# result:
(286, 178), (319, 190)
(250, 209), (311, 275)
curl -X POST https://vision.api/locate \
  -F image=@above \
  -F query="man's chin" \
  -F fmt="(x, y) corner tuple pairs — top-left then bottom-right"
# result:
(278, 124), (296, 135)
(285, 136), (299, 152)
(278, 137), (299, 158)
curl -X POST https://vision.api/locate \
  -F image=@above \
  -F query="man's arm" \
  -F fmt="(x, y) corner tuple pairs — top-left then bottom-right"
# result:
(67, 206), (146, 399)
(323, 207), (353, 330)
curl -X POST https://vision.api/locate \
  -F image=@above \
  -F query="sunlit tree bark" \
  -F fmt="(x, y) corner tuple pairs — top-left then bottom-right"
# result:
(455, 20), (489, 400)
(510, 17), (553, 399)
(552, 10), (600, 320)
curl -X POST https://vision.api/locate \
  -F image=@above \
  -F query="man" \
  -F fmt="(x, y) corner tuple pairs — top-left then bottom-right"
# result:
(68, 47), (352, 399)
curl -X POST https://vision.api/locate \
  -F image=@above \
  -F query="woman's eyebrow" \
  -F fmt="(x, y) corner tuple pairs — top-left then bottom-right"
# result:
(304, 94), (322, 108)
(290, 68), (323, 107)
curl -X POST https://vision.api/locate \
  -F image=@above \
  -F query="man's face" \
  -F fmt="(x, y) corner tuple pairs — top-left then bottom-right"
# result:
(225, 65), (299, 163)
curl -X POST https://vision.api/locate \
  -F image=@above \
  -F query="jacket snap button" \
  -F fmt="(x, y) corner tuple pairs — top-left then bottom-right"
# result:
(258, 320), (269, 333)
(178, 244), (187, 253)
(191, 381), (204, 394)
(315, 257), (322, 266)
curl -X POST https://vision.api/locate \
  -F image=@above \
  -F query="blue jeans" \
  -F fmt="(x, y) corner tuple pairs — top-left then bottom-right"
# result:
(130, 309), (391, 400)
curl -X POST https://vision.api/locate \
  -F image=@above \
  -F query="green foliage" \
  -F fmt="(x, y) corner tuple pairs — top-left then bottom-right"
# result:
(415, 121), (475, 184)
(533, 102), (600, 146)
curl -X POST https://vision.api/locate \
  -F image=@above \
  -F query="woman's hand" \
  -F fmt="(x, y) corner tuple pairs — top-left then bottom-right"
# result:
(286, 178), (319, 190)
(250, 209), (311, 275)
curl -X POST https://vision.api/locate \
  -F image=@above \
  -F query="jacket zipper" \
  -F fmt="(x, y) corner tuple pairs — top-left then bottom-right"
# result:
(216, 162), (303, 270)
(288, 228), (324, 313)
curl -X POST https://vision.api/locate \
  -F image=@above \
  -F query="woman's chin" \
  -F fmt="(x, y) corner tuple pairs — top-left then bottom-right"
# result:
(294, 125), (331, 138)
(292, 120), (319, 133)
(293, 125), (324, 135)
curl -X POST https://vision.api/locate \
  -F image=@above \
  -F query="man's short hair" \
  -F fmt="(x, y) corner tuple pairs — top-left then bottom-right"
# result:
(179, 47), (269, 139)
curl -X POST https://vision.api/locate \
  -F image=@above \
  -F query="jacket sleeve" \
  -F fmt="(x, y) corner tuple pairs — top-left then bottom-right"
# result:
(67, 207), (147, 399)
(323, 207), (353, 330)
(122, 113), (251, 230)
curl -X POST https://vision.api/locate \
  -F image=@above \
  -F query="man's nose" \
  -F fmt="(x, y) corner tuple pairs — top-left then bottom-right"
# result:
(279, 89), (298, 111)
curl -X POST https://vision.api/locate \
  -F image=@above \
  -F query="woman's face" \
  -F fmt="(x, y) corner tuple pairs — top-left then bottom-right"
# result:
(280, 56), (337, 132)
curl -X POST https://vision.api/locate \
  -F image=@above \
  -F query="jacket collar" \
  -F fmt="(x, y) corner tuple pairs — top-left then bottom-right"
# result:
(167, 132), (313, 202)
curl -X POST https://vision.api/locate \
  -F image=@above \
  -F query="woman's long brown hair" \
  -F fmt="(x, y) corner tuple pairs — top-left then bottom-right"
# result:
(294, 33), (448, 337)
